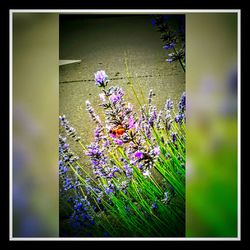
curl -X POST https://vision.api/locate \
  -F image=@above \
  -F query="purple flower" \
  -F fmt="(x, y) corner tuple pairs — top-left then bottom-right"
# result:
(109, 132), (116, 139)
(175, 114), (182, 123)
(156, 110), (162, 129)
(165, 99), (173, 110)
(59, 115), (65, 121)
(149, 107), (157, 126)
(59, 161), (68, 174)
(109, 93), (121, 104)
(134, 151), (143, 159)
(114, 139), (123, 146)
(178, 92), (186, 113)
(171, 132), (177, 143)
(109, 88), (124, 104)
(165, 113), (171, 120)
(94, 127), (105, 144)
(151, 202), (158, 210)
(137, 163), (142, 170)
(166, 58), (173, 63)
(124, 164), (133, 178)
(105, 187), (113, 195)
(102, 138), (110, 147)
(94, 70), (108, 86)
(85, 143), (102, 157)
(128, 116), (135, 129)
(167, 120), (173, 130)
(175, 113), (185, 125)
(151, 19), (157, 26)
(94, 126), (101, 138)
(86, 100), (102, 125)
(91, 160), (98, 166)
(108, 173), (113, 178)
(163, 42), (175, 50)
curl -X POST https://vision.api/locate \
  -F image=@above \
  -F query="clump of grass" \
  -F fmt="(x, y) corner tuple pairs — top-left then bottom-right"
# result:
(59, 70), (186, 237)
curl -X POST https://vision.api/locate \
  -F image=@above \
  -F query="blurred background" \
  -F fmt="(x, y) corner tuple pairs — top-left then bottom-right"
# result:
(11, 12), (239, 238)
(186, 13), (238, 237)
(12, 13), (59, 237)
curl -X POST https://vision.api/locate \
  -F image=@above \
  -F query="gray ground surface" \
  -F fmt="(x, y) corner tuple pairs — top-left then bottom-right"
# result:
(59, 15), (185, 151)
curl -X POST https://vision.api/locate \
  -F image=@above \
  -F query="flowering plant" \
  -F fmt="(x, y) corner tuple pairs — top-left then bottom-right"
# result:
(59, 70), (186, 237)
(152, 15), (185, 71)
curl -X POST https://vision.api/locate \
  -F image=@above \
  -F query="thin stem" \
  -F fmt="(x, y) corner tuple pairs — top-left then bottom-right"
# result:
(173, 46), (185, 72)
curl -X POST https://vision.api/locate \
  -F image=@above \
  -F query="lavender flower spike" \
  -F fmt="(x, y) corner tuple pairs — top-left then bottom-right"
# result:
(171, 132), (177, 143)
(178, 92), (186, 113)
(94, 70), (109, 87)
(86, 100), (102, 126)
(148, 89), (154, 105)
(165, 99), (173, 110)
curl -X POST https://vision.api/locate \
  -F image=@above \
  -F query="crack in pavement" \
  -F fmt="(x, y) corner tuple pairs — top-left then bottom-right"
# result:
(59, 74), (156, 84)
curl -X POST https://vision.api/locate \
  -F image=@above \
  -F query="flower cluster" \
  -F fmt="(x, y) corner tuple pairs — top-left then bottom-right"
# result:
(59, 121), (107, 236)
(86, 78), (167, 179)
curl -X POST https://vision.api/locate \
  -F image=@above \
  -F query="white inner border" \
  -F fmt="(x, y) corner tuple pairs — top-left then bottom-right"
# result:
(9, 9), (241, 241)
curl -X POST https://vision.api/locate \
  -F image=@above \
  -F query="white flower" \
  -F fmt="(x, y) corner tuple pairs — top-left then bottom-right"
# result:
(143, 170), (151, 177)
(153, 146), (160, 156)
(99, 93), (106, 102)
(127, 102), (133, 111)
